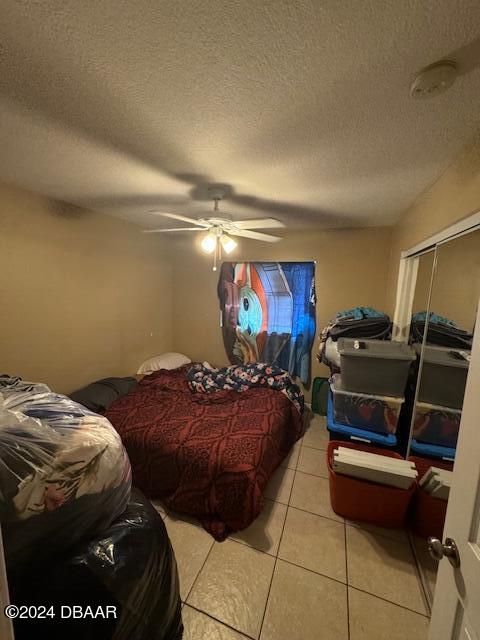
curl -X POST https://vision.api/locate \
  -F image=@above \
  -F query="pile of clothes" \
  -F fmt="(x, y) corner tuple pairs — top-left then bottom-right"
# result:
(187, 361), (304, 413)
(317, 307), (392, 371)
(0, 375), (182, 640)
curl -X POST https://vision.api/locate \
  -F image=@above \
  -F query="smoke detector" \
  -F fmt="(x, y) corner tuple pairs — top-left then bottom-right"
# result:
(410, 60), (458, 99)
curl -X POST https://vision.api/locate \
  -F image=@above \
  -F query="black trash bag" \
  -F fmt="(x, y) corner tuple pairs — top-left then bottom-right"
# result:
(9, 489), (183, 640)
(0, 376), (132, 573)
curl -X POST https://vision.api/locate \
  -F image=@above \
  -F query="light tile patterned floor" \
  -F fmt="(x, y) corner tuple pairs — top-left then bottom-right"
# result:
(159, 414), (430, 640)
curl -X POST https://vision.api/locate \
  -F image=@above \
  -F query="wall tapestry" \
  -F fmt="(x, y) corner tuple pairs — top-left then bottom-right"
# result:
(218, 262), (316, 383)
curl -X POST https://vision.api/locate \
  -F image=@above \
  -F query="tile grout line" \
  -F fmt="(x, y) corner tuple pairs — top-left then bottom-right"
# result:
(301, 442), (328, 452)
(345, 518), (351, 640)
(347, 585), (430, 619)
(184, 603), (255, 640)
(184, 531), (430, 621)
(267, 495), (411, 546)
(407, 532), (432, 617)
(183, 537), (216, 604)
(275, 498), (345, 525)
(243, 547), (430, 620)
(257, 443), (301, 639)
(228, 536), (348, 588)
(255, 436), (430, 622)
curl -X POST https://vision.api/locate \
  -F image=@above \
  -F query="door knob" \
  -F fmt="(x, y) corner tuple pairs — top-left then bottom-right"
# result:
(427, 536), (460, 568)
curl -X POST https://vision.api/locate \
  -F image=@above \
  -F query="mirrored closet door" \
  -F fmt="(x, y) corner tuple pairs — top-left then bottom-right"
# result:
(407, 228), (480, 607)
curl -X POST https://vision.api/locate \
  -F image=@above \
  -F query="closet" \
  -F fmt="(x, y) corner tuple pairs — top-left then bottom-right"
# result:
(400, 226), (479, 609)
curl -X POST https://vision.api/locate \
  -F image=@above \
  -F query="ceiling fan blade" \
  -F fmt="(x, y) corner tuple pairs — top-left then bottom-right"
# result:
(142, 227), (205, 233)
(233, 218), (285, 230)
(229, 229), (282, 243)
(148, 211), (210, 227)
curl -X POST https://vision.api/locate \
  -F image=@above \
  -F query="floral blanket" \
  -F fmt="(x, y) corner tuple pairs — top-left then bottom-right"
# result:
(187, 362), (304, 414)
(106, 365), (303, 540)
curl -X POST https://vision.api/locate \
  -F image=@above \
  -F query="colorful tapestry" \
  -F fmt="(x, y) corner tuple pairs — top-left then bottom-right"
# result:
(218, 262), (316, 383)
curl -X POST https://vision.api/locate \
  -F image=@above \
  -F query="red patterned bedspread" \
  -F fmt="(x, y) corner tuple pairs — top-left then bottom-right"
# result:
(106, 365), (303, 540)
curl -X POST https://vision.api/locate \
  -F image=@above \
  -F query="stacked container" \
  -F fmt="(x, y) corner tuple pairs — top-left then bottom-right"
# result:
(328, 441), (416, 527)
(410, 344), (470, 459)
(327, 339), (415, 445)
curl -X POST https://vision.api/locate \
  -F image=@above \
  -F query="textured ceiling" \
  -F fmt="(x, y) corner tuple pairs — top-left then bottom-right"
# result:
(1, 1), (480, 230)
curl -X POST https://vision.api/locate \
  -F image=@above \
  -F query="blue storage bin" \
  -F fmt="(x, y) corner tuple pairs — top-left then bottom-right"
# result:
(327, 391), (397, 448)
(410, 439), (456, 462)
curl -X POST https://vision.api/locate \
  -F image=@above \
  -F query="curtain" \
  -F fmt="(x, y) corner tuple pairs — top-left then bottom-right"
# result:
(218, 262), (316, 383)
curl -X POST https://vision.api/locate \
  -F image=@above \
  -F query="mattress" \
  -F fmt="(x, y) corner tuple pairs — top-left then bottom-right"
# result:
(106, 365), (303, 540)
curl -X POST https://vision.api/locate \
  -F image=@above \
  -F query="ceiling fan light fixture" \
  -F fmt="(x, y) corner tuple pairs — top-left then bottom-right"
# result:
(201, 232), (217, 253)
(220, 234), (237, 254)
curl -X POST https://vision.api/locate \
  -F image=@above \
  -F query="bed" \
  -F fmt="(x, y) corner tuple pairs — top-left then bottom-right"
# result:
(105, 364), (303, 540)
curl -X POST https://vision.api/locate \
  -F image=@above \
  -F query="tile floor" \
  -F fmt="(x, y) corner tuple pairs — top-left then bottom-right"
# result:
(153, 414), (430, 640)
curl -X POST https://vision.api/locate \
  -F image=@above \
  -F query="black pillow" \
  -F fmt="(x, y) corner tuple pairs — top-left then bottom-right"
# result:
(69, 377), (138, 413)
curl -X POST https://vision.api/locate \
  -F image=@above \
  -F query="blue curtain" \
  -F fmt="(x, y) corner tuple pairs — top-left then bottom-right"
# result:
(218, 262), (316, 383)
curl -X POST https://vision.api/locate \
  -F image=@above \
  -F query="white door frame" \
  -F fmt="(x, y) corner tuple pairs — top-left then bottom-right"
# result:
(392, 255), (419, 342)
(392, 209), (480, 342)
(428, 302), (480, 639)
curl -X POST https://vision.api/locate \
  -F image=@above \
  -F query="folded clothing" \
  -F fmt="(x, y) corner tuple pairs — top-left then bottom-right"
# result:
(9, 489), (183, 640)
(0, 375), (131, 571)
(69, 377), (138, 413)
(317, 307), (391, 367)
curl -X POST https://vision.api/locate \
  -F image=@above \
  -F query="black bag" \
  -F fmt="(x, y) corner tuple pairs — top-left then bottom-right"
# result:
(329, 316), (391, 341)
(410, 320), (473, 349)
(9, 489), (183, 640)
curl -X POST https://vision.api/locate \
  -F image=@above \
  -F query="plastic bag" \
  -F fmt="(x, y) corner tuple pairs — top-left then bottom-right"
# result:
(0, 376), (131, 571)
(9, 489), (183, 640)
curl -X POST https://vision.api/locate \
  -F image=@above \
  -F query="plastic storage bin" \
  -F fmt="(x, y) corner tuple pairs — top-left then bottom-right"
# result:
(410, 439), (456, 462)
(337, 338), (415, 396)
(311, 377), (329, 415)
(327, 391), (397, 447)
(327, 440), (415, 527)
(409, 456), (453, 539)
(412, 400), (461, 448)
(413, 344), (470, 409)
(330, 374), (403, 434)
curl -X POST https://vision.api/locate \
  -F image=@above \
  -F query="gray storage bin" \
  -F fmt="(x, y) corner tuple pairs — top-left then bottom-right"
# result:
(338, 338), (415, 396)
(414, 344), (470, 409)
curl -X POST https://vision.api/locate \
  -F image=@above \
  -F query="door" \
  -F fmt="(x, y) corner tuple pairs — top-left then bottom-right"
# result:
(429, 303), (480, 639)
(0, 525), (14, 640)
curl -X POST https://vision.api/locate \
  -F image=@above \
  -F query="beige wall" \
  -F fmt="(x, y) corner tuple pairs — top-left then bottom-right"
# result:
(171, 227), (393, 392)
(412, 230), (480, 332)
(5, 130), (480, 399)
(387, 132), (480, 315)
(0, 183), (172, 393)
(430, 230), (480, 331)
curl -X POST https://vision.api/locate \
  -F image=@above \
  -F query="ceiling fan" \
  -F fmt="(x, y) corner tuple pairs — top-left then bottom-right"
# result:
(143, 186), (285, 270)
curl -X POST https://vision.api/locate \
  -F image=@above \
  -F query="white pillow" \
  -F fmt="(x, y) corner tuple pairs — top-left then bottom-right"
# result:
(137, 352), (191, 375)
